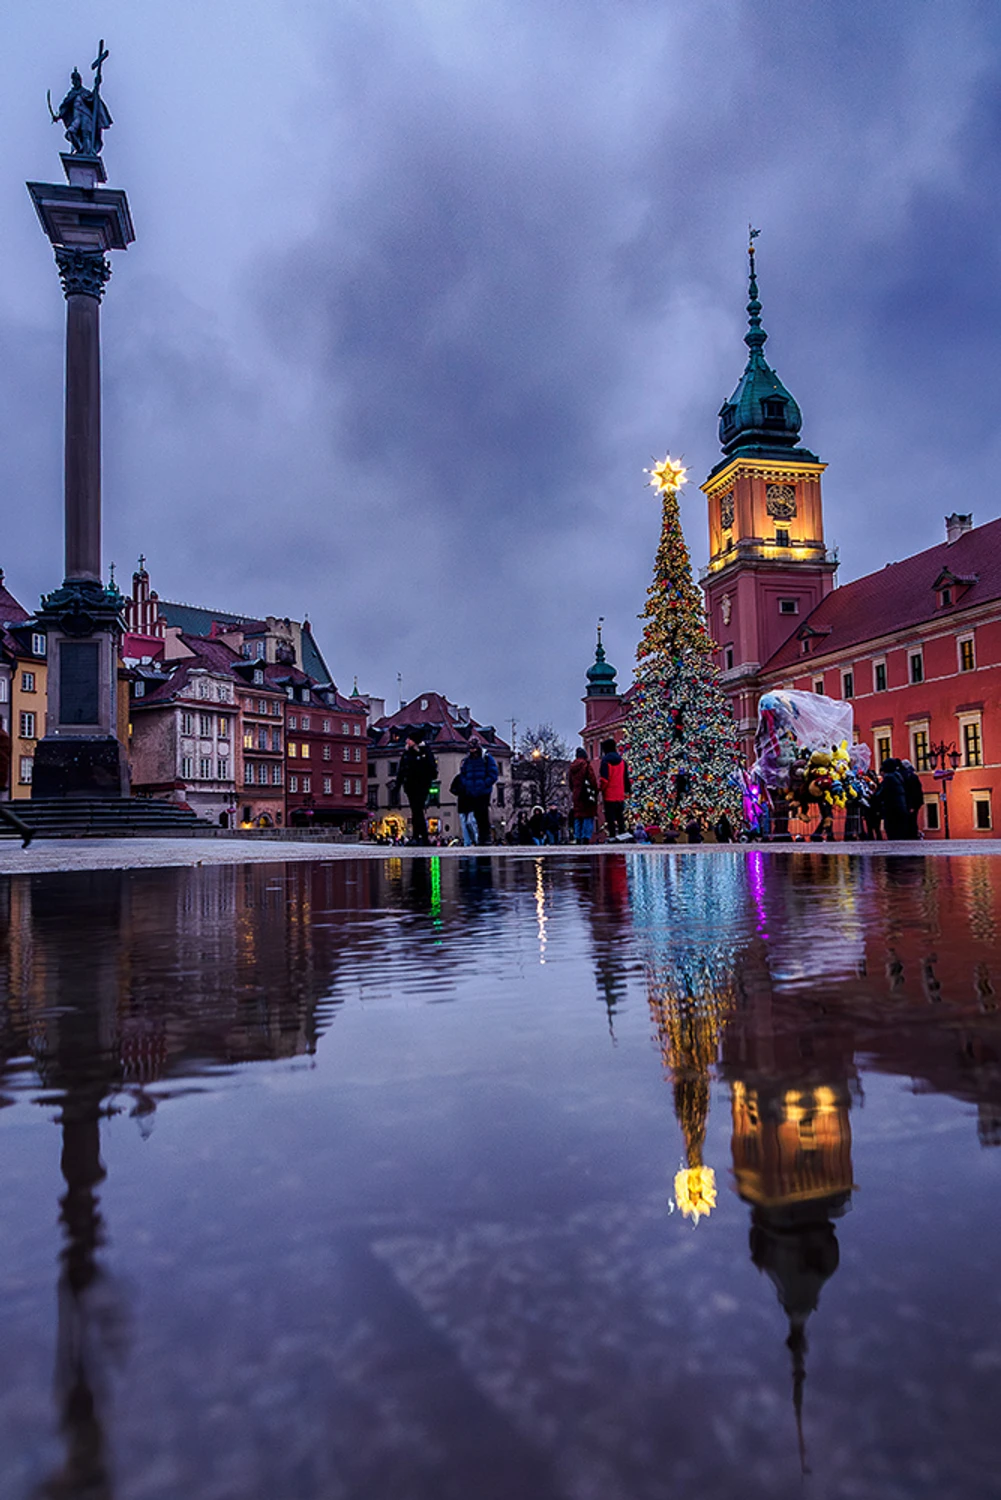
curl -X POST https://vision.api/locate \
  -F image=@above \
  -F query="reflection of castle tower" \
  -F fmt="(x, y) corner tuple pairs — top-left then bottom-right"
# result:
(725, 986), (856, 1470)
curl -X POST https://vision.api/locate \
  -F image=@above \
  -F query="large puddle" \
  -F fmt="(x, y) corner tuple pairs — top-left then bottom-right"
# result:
(1, 851), (999, 1499)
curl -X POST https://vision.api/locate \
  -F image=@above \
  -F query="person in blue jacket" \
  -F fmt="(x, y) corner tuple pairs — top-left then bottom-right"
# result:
(457, 734), (499, 846)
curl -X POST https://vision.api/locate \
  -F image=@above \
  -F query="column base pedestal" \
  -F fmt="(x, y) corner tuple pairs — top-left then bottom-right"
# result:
(31, 737), (130, 800)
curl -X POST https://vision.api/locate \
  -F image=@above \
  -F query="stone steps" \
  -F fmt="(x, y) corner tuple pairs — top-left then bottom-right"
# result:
(1, 798), (213, 838)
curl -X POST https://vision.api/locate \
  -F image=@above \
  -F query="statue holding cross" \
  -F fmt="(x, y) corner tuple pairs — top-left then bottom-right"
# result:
(49, 40), (112, 156)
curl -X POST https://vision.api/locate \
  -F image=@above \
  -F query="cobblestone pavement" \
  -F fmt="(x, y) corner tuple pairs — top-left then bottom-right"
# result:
(0, 835), (999, 875)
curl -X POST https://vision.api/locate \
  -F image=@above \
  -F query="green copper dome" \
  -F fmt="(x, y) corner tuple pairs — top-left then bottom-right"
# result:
(586, 634), (618, 698)
(716, 243), (818, 464)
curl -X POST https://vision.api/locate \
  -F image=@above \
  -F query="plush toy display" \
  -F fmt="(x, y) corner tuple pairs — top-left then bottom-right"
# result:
(752, 690), (870, 814)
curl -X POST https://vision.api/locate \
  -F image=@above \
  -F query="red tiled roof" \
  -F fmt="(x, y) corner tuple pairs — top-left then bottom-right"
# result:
(762, 515), (1001, 674)
(371, 692), (510, 752)
(0, 581), (31, 627)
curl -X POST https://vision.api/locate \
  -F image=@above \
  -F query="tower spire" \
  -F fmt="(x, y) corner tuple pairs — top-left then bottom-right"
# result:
(745, 225), (766, 355)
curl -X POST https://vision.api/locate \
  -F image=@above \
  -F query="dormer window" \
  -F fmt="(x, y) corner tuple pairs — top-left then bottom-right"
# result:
(720, 404), (736, 435)
(762, 397), (786, 423)
(253, 668), (264, 685)
(801, 638), (811, 655)
(940, 587), (952, 607)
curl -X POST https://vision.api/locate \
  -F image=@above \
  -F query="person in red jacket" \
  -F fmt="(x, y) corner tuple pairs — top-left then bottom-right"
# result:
(599, 739), (631, 840)
(567, 747), (599, 844)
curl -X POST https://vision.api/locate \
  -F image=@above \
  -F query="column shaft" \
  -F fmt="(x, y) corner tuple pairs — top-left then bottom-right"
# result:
(64, 293), (101, 583)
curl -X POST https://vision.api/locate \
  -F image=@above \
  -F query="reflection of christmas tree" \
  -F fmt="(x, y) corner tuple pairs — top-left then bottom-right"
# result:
(628, 458), (741, 831)
(648, 953), (735, 1223)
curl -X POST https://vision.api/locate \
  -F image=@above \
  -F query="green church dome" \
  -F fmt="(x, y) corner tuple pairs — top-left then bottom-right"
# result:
(586, 633), (618, 698)
(716, 241), (818, 464)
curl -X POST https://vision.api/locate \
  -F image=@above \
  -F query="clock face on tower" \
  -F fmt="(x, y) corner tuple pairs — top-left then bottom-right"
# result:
(766, 483), (796, 521)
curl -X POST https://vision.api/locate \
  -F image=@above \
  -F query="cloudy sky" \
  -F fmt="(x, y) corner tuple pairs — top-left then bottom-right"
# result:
(1, 1), (999, 741)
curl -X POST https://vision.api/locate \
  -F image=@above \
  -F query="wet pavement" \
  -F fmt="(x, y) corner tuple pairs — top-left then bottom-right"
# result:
(1, 850), (1000, 1498)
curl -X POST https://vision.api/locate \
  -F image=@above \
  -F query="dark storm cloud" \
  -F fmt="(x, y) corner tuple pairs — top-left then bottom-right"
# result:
(2, 0), (1000, 738)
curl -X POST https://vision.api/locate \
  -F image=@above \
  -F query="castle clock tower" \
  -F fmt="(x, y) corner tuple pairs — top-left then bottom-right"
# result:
(701, 238), (837, 756)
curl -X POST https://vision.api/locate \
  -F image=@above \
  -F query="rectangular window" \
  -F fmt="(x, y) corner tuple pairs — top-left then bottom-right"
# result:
(199, 713), (212, 737)
(199, 757), (212, 779)
(322, 743), (331, 760)
(19, 755), (32, 784)
(197, 680), (208, 699)
(245, 763), (255, 786)
(354, 778), (362, 796)
(779, 599), (798, 615)
(909, 651), (923, 684)
(724, 646), (734, 671)
(19, 710), (35, 739)
(21, 671), (35, 693)
(342, 722), (350, 735)
(963, 720), (983, 767)
(244, 729), (254, 750)
(301, 775), (311, 793)
(322, 719), (331, 733)
(31, 633), (46, 656)
(217, 756), (228, 780)
(354, 746), (361, 762)
(496, 783), (505, 807)
(258, 727), (268, 750)
(301, 743), (310, 758)
(874, 661), (887, 693)
(217, 684), (230, 703)
(842, 671), (854, 699)
(253, 669), (264, 686)
(343, 746), (351, 762)
(272, 764), (282, 786)
(288, 742), (297, 757)
(354, 724), (361, 736)
(959, 636), (975, 672)
(288, 715), (297, 730)
(911, 727), (930, 772)
(301, 715), (310, 731)
(181, 756), (194, 779)
(134, 680), (145, 698)
(258, 698), (268, 715)
(218, 717), (229, 738)
(876, 733), (892, 767)
(272, 728), (281, 751)
(813, 678), (824, 695)
(0, 678), (7, 702)
(289, 774), (299, 793)
(323, 776), (332, 795)
(924, 797), (940, 831)
(389, 761), (399, 777)
(367, 785), (378, 810)
(775, 528), (790, 546)
(973, 793), (992, 831)
(343, 777), (352, 796)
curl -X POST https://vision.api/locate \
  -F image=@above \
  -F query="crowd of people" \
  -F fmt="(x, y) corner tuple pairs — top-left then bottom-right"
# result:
(380, 731), (935, 848)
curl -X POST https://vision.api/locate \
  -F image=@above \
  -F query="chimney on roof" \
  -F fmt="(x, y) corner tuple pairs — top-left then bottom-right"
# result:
(945, 512), (973, 545)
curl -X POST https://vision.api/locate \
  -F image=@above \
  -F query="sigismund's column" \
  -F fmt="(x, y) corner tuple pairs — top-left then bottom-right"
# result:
(27, 43), (135, 799)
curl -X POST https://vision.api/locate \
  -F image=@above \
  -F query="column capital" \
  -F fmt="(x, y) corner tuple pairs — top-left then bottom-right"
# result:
(55, 246), (111, 300)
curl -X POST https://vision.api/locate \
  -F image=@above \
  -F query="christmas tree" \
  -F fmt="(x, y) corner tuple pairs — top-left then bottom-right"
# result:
(625, 456), (742, 832)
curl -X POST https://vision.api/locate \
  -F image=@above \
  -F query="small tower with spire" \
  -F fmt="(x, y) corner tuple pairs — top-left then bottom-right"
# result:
(581, 618), (625, 759)
(700, 235), (838, 758)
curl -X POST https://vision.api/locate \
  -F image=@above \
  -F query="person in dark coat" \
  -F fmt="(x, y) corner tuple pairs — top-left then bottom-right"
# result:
(568, 747), (599, 844)
(528, 805), (547, 845)
(878, 759), (911, 841)
(899, 759), (925, 839)
(0, 727), (34, 848)
(456, 734), (498, 846)
(599, 739), (631, 839)
(685, 816), (704, 845)
(394, 731), (438, 846)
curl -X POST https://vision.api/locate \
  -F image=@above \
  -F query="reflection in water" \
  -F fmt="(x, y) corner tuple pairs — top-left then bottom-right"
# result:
(629, 855), (752, 1222)
(0, 852), (1000, 1497)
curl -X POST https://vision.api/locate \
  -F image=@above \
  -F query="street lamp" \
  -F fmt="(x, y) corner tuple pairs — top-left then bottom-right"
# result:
(531, 746), (549, 810)
(927, 741), (962, 840)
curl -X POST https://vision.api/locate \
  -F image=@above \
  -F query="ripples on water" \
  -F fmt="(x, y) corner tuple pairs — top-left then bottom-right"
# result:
(0, 851), (999, 1500)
